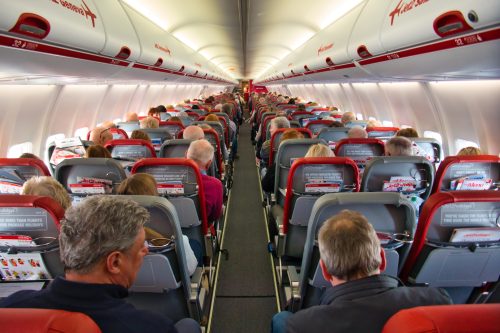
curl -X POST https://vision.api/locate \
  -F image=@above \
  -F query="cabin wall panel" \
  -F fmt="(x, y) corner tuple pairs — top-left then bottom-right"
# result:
(97, 85), (138, 124)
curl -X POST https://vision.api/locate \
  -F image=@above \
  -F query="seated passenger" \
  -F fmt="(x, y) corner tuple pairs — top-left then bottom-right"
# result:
(117, 173), (199, 274)
(89, 126), (113, 146)
(204, 114), (219, 122)
(305, 143), (335, 158)
(341, 111), (356, 125)
(258, 116), (290, 165)
(169, 116), (183, 124)
(130, 129), (151, 142)
(457, 146), (483, 156)
(187, 140), (223, 223)
(271, 210), (451, 333)
(148, 107), (160, 118)
(385, 136), (413, 156)
(0, 195), (201, 333)
(125, 111), (139, 122)
(85, 144), (112, 158)
(347, 126), (368, 139)
(140, 116), (159, 129)
(183, 125), (205, 140)
(21, 176), (71, 210)
(19, 152), (41, 159)
(396, 127), (419, 138)
(366, 119), (382, 128)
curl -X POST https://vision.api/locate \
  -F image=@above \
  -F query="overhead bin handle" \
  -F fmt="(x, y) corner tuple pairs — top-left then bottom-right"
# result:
(433, 11), (473, 38)
(325, 57), (335, 66)
(153, 58), (163, 67)
(9, 13), (50, 39)
(179, 66), (185, 72)
(304, 65), (310, 72)
(357, 45), (373, 59)
(115, 47), (131, 60)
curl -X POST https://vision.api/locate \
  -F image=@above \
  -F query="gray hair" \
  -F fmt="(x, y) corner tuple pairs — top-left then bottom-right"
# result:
(59, 196), (149, 273)
(385, 136), (413, 156)
(187, 139), (214, 165)
(221, 103), (232, 115)
(319, 210), (381, 281)
(348, 126), (368, 139)
(271, 116), (290, 129)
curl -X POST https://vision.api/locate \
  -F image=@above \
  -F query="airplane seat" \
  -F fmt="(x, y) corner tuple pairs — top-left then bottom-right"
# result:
(86, 128), (128, 141)
(198, 116), (229, 147)
(104, 139), (156, 175)
(139, 128), (173, 153)
(116, 121), (140, 136)
(289, 120), (301, 128)
(382, 304), (500, 333)
(334, 138), (385, 172)
(317, 127), (350, 150)
(131, 158), (217, 264)
(305, 120), (335, 136)
(188, 109), (207, 116)
(0, 158), (51, 194)
(200, 128), (224, 180)
(275, 157), (360, 281)
(289, 111), (315, 122)
(361, 156), (435, 216)
(268, 128), (313, 167)
(54, 158), (127, 205)
(400, 191), (500, 304)
(366, 127), (399, 138)
(191, 121), (227, 160)
(159, 139), (193, 158)
(0, 308), (102, 333)
(260, 114), (277, 141)
(0, 195), (65, 280)
(288, 192), (415, 311)
(47, 140), (93, 175)
(158, 121), (185, 139)
(431, 155), (499, 194)
(411, 138), (443, 170)
(185, 111), (201, 121)
(345, 120), (369, 128)
(122, 195), (205, 323)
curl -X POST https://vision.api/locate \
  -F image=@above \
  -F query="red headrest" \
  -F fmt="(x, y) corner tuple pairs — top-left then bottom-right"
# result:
(0, 195), (65, 229)
(0, 158), (51, 177)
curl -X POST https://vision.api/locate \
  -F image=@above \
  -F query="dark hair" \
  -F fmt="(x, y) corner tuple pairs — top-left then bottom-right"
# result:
(19, 153), (41, 159)
(85, 145), (111, 158)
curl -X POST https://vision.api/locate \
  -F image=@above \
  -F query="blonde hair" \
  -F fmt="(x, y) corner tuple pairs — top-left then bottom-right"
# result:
(130, 130), (151, 142)
(305, 144), (335, 158)
(280, 129), (304, 143)
(396, 128), (419, 138)
(205, 114), (219, 122)
(117, 173), (158, 196)
(457, 146), (482, 156)
(22, 176), (71, 210)
(140, 116), (159, 129)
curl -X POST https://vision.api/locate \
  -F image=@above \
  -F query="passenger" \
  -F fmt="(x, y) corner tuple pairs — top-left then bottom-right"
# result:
(328, 121), (344, 128)
(130, 130), (151, 142)
(117, 173), (199, 274)
(396, 127), (419, 138)
(340, 111), (356, 125)
(261, 129), (304, 193)
(347, 126), (368, 139)
(101, 120), (116, 129)
(0, 195), (201, 333)
(305, 143), (335, 158)
(147, 107), (160, 118)
(385, 136), (413, 156)
(89, 126), (113, 146)
(186, 140), (223, 223)
(366, 119), (382, 128)
(222, 103), (239, 160)
(183, 125), (205, 140)
(271, 210), (452, 333)
(21, 176), (71, 210)
(297, 104), (306, 112)
(125, 111), (139, 122)
(259, 116), (290, 164)
(457, 146), (483, 156)
(85, 144), (112, 158)
(19, 152), (41, 159)
(140, 116), (159, 129)
(205, 114), (219, 122)
(169, 116), (183, 124)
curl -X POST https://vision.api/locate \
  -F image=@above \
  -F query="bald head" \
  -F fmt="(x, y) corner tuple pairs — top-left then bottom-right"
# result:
(348, 126), (368, 139)
(90, 126), (112, 146)
(341, 112), (356, 125)
(125, 112), (139, 122)
(187, 139), (214, 170)
(183, 125), (205, 140)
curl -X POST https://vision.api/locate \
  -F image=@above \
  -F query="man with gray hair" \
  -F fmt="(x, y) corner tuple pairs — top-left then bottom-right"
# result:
(258, 116), (290, 164)
(271, 210), (451, 333)
(0, 196), (200, 333)
(347, 126), (368, 139)
(187, 139), (223, 223)
(385, 136), (413, 156)
(183, 125), (205, 141)
(341, 111), (356, 125)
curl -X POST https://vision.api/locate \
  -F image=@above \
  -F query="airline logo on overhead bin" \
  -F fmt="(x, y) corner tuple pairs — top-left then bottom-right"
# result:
(195, 63), (202, 68)
(389, 0), (429, 26)
(317, 43), (333, 56)
(155, 43), (172, 56)
(51, 0), (97, 28)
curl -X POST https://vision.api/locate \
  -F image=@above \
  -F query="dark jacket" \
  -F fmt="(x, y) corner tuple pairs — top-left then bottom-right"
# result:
(0, 276), (178, 333)
(286, 274), (452, 333)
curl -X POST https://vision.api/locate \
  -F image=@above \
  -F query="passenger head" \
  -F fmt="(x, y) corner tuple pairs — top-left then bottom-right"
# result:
(187, 139), (214, 171)
(101, 120), (116, 129)
(297, 104), (306, 111)
(85, 144), (111, 158)
(130, 130), (151, 142)
(183, 125), (205, 140)
(366, 119), (382, 128)
(270, 116), (290, 137)
(396, 128), (419, 138)
(19, 153), (41, 159)
(348, 126), (368, 139)
(90, 126), (113, 146)
(305, 143), (335, 158)
(197, 123), (212, 130)
(147, 107), (160, 117)
(385, 136), (413, 156)
(280, 129), (304, 143)
(341, 111), (356, 125)
(60, 196), (149, 287)
(329, 121), (344, 128)
(117, 173), (158, 196)
(319, 210), (383, 283)
(169, 116), (182, 124)
(221, 103), (232, 116)
(140, 116), (159, 129)
(125, 112), (139, 122)
(205, 114), (219, 122)
(21, 176), (71, 210)
(157, 105), (167, 113)
(457, 146), (483, 156)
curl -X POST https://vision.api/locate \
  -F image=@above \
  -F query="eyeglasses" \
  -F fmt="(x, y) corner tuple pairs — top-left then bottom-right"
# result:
(99, 127), (112, 142)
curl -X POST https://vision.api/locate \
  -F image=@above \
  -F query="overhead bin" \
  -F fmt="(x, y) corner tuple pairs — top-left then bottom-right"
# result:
(0, 0), (105, 53)
(380, 0), (500, 52)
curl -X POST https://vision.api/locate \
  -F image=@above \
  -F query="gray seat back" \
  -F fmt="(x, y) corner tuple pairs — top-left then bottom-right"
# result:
(159, 139), (192, 158)
(140, 128), (173, 151)
(412, 138), (443, 166)
(317, 128), (349, 149)
(116, 121), (140, 134)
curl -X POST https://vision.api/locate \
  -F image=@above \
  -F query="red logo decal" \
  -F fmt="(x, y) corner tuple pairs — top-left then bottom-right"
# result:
(195, 63), (202, 68)
(155, 43), (172, 56)
(81, 0), (97, 27)
(288, 63), (293, 67)
(50, 0), (98, 28)
(389, 0), (429, 26)
(317, 43), (333, 56)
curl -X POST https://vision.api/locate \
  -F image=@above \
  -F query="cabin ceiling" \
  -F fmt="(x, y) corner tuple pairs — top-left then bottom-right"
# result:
(122, 0), (362, 81)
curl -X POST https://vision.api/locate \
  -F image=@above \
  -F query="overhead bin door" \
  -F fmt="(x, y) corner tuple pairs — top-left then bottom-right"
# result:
(381, 0), (500, 52)
(122, 4), (180, 71)
(0, 0), (105, 53)
(93, 1), (140, 61)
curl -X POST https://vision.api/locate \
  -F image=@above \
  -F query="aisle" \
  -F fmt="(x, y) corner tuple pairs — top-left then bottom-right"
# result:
(209, 123), (278, 333)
